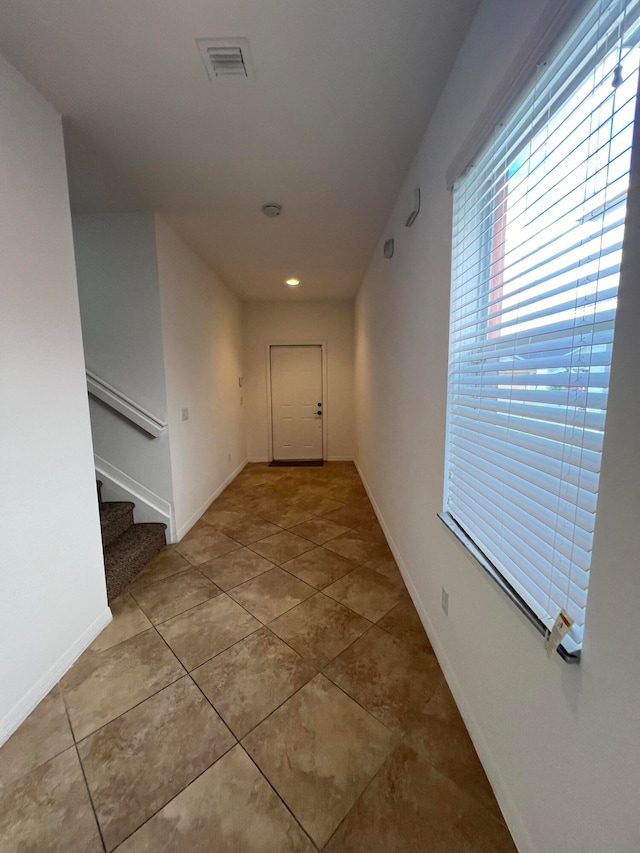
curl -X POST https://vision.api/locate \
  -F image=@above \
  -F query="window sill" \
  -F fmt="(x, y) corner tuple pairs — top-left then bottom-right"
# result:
(437, 512), (581, 664)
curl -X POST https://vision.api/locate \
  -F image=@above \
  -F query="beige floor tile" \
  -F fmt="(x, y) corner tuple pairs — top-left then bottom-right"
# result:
(324, 744), (516, 853)
(265, 481), (306, 500)
(222, 516), (282, 545)
(293, 493), (345, 515)
(228, 567), (315, 623)
(199, 505), (248, 529)
(243, 674), (396, 848)
(297, 483), (340, 502)
(185, 518), (215, 539)
(192, 627), (316, 738)
(324, 528), (392, 564)
(60, 629), (184, 740)
(174, 528), (241, 565)
(203, 493), (243, 510)
(133, 546), (189, 589)
(239, 494), (288, 515)
(364, 553), (402, 578)
(403, 681), (502, 821)
(350, 493), (375, 509)
(130, 568), (220, 624)
(324, 626), (443, 733)
(258, 504), (319, 529)
(354, 519), (387, 542)
(78, 677), (234, 851)
(199, 546), (275, 590)
(156, 594), (261, 670)
(0, 748), (102, 853)
(377, 592), (433, 654)
(116, 745), (314, 853)
(90, 593), (152, 652)
(289, 517), (351, 545)
(0, 687), (73, 788)
(219, 479), (263, 498)
(322, 505), (376, 529)
(249, 530), (316, 564)
(0, 465), (517, 853)
(323, 564), (405, 621)
(281, 546), (357, 589)
(310, 483), (367, 504)
(270, 594), (371, 668)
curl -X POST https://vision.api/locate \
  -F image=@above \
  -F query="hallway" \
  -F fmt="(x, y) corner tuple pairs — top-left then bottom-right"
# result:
(0, 463), (515, 851)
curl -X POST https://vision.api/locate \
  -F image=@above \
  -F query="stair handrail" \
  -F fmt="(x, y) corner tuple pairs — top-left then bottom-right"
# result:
(86, 369), (168, 439)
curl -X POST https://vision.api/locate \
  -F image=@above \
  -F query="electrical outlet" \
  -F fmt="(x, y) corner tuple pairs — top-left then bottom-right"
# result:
(181, 408), (189, 422)
(441, 587), (449, 616)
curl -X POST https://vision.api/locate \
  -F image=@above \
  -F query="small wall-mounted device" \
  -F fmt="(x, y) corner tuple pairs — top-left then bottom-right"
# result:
(405, 187), (421, 227)
(383, 238), (394, 259)
(441, 587), (449, 616)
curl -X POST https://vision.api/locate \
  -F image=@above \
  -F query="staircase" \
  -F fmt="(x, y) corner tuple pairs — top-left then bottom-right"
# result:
(97, 480), (166, 602)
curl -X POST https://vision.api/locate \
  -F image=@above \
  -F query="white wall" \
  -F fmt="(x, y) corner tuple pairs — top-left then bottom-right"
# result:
(243, 301), (354, 461)
(73, 213), (174, 503)
(156, 217), (245, 539)
(354, 1), (640, 850)
(0, 54), (110, 744)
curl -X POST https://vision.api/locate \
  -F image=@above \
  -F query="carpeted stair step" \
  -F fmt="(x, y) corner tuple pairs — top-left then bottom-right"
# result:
(104, 522), (166, 602)
(100, 501), (135, 548)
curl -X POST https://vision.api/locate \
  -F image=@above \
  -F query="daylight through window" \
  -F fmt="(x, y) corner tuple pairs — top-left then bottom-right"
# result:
(444, 0), (640, 656)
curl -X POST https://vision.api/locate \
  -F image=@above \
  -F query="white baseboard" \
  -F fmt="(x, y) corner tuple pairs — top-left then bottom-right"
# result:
(95, 454), (175, 541)
(0, 607), (112, 747)
(354, 458), (533, 853)
(247, 456), (354, 463)
(174, 459), (248, 541)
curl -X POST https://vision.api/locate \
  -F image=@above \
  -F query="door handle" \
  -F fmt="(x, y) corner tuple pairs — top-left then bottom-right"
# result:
(316, 410), (322, 416)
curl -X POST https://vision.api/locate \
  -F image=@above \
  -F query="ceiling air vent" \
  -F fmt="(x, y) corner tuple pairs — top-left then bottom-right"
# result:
(197, 38), (253, 80)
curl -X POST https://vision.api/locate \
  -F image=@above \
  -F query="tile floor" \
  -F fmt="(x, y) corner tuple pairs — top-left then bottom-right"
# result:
(0, 462), (517, 852)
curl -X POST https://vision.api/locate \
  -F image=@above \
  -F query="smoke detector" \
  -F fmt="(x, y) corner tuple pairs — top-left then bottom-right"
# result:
(261, 203), (282, 218)
(197, 38), (253, 80)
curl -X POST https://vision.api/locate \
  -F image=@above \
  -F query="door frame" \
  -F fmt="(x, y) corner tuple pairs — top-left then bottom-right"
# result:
(266, 341), (328, 462)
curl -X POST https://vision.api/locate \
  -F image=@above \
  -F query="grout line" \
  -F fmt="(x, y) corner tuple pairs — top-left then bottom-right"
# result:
(128, 567), (201, 605)
(202, 636), (319, 743)
(64, 626), (189, 746)
(59, 466), (438, 851)
(71, 667), (188, 746)
(239, 744), (321, 851)
(90, 626), (240, 848)
(109, 738), (238, 850)
(318, 742), (394, 851)
(150, 623), (238, 746)
(152, 602), (262, 673)
(63, 702), (107, 853)
(140, 587), (225, 628)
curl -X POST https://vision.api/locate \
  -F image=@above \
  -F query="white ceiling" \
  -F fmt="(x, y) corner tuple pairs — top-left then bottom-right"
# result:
(0, 0), (481, 300)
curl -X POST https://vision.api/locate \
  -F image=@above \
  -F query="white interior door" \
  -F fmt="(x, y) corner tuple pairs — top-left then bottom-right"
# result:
(270, 345), (323, 461)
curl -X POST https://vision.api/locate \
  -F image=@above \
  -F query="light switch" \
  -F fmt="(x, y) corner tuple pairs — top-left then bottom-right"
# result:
(181, 408), (189, 421)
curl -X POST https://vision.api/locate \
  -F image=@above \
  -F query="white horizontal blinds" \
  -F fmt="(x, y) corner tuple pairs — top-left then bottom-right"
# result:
(445, 0), (640, 653)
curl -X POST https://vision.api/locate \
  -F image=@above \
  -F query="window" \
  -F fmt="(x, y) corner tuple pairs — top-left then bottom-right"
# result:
(443, 0), (640, 658)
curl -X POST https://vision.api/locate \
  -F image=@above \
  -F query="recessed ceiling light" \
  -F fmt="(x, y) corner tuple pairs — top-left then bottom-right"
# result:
(286, 278), (300, 287)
